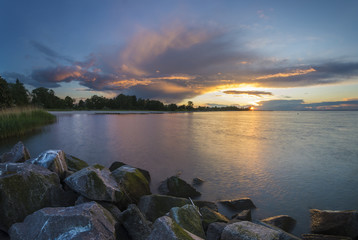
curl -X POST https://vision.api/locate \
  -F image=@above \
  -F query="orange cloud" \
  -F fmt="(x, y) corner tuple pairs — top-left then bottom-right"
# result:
(255, 68), (316, 80)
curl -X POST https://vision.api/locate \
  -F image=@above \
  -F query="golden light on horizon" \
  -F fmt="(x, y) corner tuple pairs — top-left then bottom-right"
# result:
(250, 106), (255, 110)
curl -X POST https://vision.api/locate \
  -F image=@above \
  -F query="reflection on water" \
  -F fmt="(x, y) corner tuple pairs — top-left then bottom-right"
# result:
(1, 111), (358, 235)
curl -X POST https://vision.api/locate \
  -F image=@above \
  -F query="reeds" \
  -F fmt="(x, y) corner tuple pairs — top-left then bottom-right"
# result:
(0, 107), (56, 139)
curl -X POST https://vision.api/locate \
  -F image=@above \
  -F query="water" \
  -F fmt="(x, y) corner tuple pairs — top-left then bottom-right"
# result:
(1, 111), (358, 235)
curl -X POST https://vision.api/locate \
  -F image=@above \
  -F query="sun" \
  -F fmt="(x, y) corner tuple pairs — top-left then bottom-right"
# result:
(250, 106), (255, 110)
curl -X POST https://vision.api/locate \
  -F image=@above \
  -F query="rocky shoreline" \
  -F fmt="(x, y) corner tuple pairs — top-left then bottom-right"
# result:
(1, 142), (357, 240)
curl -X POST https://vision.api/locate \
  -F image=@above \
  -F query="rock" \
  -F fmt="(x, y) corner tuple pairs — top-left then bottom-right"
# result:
(138, 194), (190, 222)
(158, 176), (201, 198)
(64, 166), (126, 205)
(0, 230), (10, 240)
(254, 220), (301, 240)
(99, 202), (122, 221)
(219, 198), (256, 211)
(92, 163), (105, 169)
(231, 209), (252, 221)
(169, 204), (206, 238)
(206, 222), (227, 240)
(0, 163), (66, 232)
(302, 233), (352, 240)
(310, 209), (358, 239)
(146, 216), (203, 240)
(192, 177), (204, 186)
(28, 150), (68, 180)
(111, 165), (151, 204)
(221, 221), (281, 240)
(65, 154), (89, 172)
(261, 215), (296, 233)
(109, 161), (151, 182)
(194, 200), (218, 212)
(200, 206), (229, 231)
(0, 141), (30, 163)
(119, 204), (152, 240)
(9, 202), (118, 240)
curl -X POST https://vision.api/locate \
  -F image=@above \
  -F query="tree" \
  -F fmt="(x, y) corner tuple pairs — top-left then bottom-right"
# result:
(9, 79), (29, 106)
(0, 76), (13, 108)
(32, 87), (63, 109)
(64, 96), (74, 109)
(168, 103), (178, 111)
(186, 101), (194, 111)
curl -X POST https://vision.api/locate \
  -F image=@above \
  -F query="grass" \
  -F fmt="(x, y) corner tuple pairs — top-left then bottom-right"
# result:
(0, 107), (56, 139)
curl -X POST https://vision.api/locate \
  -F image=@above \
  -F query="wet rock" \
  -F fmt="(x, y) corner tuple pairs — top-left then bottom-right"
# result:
(310, 209), (358, 239)
(28, 150), (68, 180)
(64, 166), (125, 205)
(169, 204), (206, 238)
(0, 163), (65, 232)
(231, 209), (252, 222)
(146, 216), (203, 240)
(200, 206), (229, 231)
(65, 154), (89, 172)
(158, 176), (201, 198)
(206, 222), (227, 240)
(111, 165), (151, 204)
(92, 163), (105, 170)
(221, 221), (280, 240)
(109, 161), (151, 182)
(219, 197), (256, 211)
(192, 177), (204, 186)
(261, 215), (296, 233)
(119, 204), (152, 240)
(0, 141), (30, 163)
(194, 200), (218, 212)
(302, 233), (352, 240)
(9, 202), (118, 240)
(138, 194), (216, 222)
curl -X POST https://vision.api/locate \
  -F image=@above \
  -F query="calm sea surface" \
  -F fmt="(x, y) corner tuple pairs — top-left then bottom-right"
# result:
(1, 111), (357, 235)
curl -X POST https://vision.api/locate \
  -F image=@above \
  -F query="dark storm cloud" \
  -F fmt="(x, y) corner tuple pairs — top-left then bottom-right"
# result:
(257, 99), (358, 111)
(30, 41), (73, 63)
(223, 90), (273, 96)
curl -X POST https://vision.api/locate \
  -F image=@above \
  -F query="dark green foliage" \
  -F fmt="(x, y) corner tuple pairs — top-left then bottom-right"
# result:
(8, 79), (29, 106)
(0, 76), (12, 108)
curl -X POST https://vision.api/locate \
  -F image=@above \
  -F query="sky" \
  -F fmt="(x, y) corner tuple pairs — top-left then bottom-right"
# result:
(1, 0), (358, 110)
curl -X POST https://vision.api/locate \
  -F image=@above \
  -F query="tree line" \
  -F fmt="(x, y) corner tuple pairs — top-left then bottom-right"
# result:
(0, 76), (250, 111)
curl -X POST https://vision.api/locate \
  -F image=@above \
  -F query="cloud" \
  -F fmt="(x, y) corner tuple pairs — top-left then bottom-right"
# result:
(257, 99), (358, 111)
(30, 41), (73, 63)
(223, 90), (273, 97)
(254, 68), (316, 80)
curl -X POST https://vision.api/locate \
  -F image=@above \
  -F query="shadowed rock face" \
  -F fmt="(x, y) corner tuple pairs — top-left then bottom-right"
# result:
(310, 209), (358, 239)
(200, 207), (229, 231)
(65, 154), (89, 172)
(109, 161), (151, 183)
(0, 163), (65, 232)
(158, 176), (201, 198)
(9, 202), (118, 240)
(0, 141), (30, 163)
(28, 150), (68, 180)
(219, 198), (256, 211)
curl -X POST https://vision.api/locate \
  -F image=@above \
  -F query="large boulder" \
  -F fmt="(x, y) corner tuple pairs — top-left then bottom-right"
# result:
(261, 215), (296, 233)
(200, 206), (229, 231)
(302, 233), (352, 240)
(221, 221), (281, 240)
(159, 176), (201, 198)
(206, 222), (227, 240)
(28, 150), (68, 180)
(146, 216), (203, 240)
(119, 204), (152, 240)
(9, 202), (118, 240)
(109, 161), (151, 182)
(65, 154), (89, 172)
(219, 198), (256, 211)
(231, 209), (252, 222)
(0, 163), (65, 232)
(0, 141), (30, 163)
(254, 221), (301, 240)
(169, 204), (206, 238)
(138, 194), (216, 222)
(64, 166), (126, 206)
(310, 209), (358, 239)
(111, 165), (151, 204)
